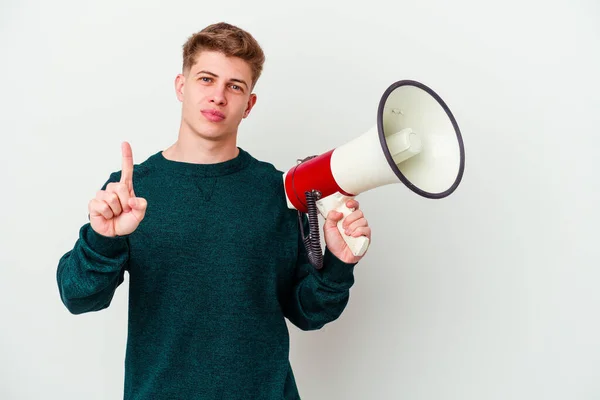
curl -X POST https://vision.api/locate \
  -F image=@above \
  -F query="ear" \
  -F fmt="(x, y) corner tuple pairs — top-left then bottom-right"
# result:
(175, 73), (185, 102)
(243, 93), (257, 118)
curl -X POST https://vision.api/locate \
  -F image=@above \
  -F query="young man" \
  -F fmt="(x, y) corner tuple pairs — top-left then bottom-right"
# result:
(57, 22), (371, 399)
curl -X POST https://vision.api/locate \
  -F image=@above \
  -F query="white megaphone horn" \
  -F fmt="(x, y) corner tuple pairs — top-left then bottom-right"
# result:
(283, 80), (465, 269)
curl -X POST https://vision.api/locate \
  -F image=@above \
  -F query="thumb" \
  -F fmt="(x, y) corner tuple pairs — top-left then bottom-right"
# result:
(324, 210), (343, 229)
(129, 197), (147, 219)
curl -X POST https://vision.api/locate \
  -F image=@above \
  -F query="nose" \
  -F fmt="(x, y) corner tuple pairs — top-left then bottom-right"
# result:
(210, 86), (227, 106)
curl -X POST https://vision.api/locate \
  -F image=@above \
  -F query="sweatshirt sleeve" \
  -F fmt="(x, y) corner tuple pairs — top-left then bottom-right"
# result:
(283, 216), (357, 331)
(56, 172), (129, 315)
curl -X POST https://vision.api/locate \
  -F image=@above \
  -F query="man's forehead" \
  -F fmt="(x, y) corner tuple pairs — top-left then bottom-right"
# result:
(191, 52), (251, 77)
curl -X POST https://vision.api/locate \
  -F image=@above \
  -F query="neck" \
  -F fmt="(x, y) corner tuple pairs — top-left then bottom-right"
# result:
(163, 129), (239, 164)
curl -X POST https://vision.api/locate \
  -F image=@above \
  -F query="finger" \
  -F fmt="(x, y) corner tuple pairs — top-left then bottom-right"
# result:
(120, 141), (134, 189)
(346, 199), (359, 210)
(344, 217), (368, 236)
(107, 182), (131, 213)
(89, 198), (114, 220)
(129, 197), (148, 221)
(349, 226), (371, 239)
(96, 190), (122, 216)
(342, 209), (364, 229)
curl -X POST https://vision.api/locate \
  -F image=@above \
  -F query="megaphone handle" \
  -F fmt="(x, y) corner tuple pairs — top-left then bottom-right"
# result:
(316, 192), (370, 257)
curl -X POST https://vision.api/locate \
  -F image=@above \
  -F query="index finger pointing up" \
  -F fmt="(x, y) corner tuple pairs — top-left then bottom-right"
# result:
(120, 141), (134, 187)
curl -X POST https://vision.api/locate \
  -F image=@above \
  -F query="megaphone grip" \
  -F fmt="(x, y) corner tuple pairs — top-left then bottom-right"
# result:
(337, 221), (370, 257)
(316, 192), (370, 257)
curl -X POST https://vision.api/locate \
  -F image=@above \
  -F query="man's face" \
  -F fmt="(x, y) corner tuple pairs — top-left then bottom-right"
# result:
(175, 51), (257, 142)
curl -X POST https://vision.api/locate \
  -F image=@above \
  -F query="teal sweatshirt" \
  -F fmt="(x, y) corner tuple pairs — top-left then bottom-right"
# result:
(56, 148), (357, 400)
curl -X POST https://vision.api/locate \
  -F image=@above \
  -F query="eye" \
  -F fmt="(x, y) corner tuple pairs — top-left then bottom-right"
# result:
(230, 84), (242, 91)
(199, 77), (212, 83)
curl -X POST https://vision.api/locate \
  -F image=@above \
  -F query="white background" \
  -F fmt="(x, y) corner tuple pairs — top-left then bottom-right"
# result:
(1, 0), (599, 399)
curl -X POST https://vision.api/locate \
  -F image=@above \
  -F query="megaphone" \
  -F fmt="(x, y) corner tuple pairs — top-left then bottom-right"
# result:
(283, 80), (465, 268)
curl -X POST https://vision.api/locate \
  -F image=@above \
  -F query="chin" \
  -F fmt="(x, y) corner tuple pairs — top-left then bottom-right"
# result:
(194, 124), (233, 141)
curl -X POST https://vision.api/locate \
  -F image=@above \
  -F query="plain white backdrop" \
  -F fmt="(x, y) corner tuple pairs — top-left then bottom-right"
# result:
(1, 0), (599, 398)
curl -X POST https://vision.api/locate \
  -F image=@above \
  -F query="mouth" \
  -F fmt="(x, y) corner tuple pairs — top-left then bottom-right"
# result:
(201, 109), (226, 122)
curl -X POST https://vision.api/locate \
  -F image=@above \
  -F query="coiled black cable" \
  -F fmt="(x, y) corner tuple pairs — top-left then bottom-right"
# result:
(298, 190), (323, 269)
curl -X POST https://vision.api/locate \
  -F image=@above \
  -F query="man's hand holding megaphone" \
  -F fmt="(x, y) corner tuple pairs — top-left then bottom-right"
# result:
(88, 142), (148, 237)
(284, 80), (465, 268)
(323, 199), (371, 263)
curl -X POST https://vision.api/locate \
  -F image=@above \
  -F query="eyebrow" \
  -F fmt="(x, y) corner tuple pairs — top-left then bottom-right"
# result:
(196, 70), (248, 88)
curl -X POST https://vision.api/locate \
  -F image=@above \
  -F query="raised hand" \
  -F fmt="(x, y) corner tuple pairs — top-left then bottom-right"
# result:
(88, 142), (148, 237)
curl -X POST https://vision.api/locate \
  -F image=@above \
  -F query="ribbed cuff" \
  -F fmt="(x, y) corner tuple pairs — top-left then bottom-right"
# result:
(81, 223), (129, 258)
(318, 247), (356, 284)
